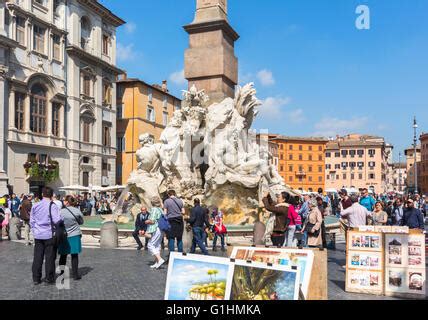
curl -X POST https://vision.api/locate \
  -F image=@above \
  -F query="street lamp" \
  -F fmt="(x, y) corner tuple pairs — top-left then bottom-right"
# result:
(398, 152), (402, 192)
(413, 117), (418, 194)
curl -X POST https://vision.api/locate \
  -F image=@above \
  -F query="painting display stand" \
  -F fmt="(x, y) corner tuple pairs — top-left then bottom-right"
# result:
(228, 245), (327, 300)
(384, 230), (426, 299)
(346, 229), (426, 299)
(346, 231), (384, 295)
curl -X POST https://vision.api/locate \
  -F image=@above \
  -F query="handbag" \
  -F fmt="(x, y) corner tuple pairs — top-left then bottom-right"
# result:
(49, 202), (68, 247)
(65, 207), (84, 225)
(158, 214), (172, 233)
(214, 223), (227, 235)
(306, 222), (320, 238)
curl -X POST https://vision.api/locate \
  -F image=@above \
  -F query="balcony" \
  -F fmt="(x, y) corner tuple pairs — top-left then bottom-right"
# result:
(295, 171), (306, 177)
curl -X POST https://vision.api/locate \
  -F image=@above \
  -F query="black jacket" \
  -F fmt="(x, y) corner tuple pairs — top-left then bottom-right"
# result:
(135, 212), (149, 231)
(189, 205), (210, 229)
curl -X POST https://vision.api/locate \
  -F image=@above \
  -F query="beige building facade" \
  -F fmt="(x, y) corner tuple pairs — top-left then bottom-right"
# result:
(325, 134), (390, 194)
(405, 146), (421, 194)
(418, 133), (428, 195)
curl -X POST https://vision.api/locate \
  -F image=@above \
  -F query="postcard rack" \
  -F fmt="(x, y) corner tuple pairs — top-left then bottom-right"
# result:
(346, 230), (426, 299)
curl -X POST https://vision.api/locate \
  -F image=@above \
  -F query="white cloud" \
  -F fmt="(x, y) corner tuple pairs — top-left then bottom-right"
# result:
(312, 116), (369, 138)
(125, 22), (136, 34)
(257, 69), (275, 86)
(117, 43), (137, 61)
(286, 108), (305, 124)
(169, 69), (187, 86)
(259, 96), (291, 119)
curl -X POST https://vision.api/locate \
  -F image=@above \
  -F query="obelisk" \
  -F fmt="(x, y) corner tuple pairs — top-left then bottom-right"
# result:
(184, 0), (239, 103)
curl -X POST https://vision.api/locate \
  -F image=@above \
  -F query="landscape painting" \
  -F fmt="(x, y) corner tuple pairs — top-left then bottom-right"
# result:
(230, 262), (300, 300)
(230, 247), (314, 298)
(164, 253), (234, 301)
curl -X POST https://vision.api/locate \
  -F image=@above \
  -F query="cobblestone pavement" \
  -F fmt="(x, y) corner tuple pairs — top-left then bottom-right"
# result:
(0, 239), (426, 300)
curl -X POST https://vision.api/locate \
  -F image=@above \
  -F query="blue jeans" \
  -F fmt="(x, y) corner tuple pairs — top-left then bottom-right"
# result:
(168, 238), (183, 253)
(190, 227), (209, 255)
(213, 233), (225, 250)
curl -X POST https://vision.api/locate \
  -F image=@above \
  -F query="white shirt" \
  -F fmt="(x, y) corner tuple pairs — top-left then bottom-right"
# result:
(340, 203), (369, 228)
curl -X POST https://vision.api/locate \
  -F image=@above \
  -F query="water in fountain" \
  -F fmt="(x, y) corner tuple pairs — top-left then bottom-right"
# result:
(113, 186), (132, 219)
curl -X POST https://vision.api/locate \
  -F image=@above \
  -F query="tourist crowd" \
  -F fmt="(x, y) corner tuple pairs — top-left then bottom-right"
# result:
(0, 186), (426, 285)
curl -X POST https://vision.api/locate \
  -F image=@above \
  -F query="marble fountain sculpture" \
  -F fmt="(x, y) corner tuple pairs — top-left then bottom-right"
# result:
(115, 83), (293, 225)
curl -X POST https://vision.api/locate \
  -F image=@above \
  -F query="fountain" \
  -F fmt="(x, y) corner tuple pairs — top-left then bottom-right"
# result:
(123, 83), (293, 225)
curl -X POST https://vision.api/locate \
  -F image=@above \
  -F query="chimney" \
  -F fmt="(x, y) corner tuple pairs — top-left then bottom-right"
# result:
(162, 80), (168, 92)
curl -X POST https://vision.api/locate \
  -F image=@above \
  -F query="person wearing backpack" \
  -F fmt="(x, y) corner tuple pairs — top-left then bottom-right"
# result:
(58, 196), (84, 280)
(163, 190), (185, 253)
(145, 196), (166, 269)
(30, 187), (63, 285)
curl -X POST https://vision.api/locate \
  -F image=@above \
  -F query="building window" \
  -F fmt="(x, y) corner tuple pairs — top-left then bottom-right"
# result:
(52, 34), (61, 61)
(299, 154), (303, 161)
(335, 152), (340, 157)
(343, 174), (347, 180)
(102, 159), (109, 177)
(308, 154), (313, 161)
(174, 100), (181, 111)
(33, 25), (45, 54)
(16, 16), (26, 46)
(319, 155), (323, 161)
(289, 165), (293, 172)
(335, 164), (341, 170)
(318, 146), (322, 151)
(309, 146), (312, 151)
(83, 75), (90, 96)
(309, 176), (313, 182)
(359, 174), (363, 180)
(341, 150), (348, 157)
(369, 149), (376, 157)
(102, 126), (111, 147)
(52, 103), (61, 137)
(102, 34), (109, 56)
(289, 145), (293, 150)
(147, 106), (155, 122)
(350, 150), (356, 158)
(34, 0), (47, 7)
(117, 104), (123, 119)
(280, 166), (284, 172)
(280, 154), (284, 160)
(82, 121), (91, 142)
(326, 152), (331, 158)
(289, 176), (293, 182)
(30, 84), (47, 134)
(319, 166), (323, 172)
(357, 150), (364, 157)
(117, 136), (125, 152)
(308, 166), (313, 173)
(318, 176), (323, 182)
(369, 173), (375, 180)
(299, 145), (303, 151)
(148, 88), (153, 102)
(289, 154), (293, 161)
(298, 165), (303, 172)
(103, 82), (112, 106)
(163, 94), (167, 109)
(14, 92), (25, 131)
(162, 112), (168, 126)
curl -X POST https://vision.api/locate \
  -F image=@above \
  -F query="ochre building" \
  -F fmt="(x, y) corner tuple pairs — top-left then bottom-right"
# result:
(116, 77), (181, 185)
(270, 136), (328, 192)
(420, 133), (428, 195)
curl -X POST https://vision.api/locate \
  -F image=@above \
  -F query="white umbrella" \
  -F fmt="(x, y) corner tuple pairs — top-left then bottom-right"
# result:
(59, 185), (90, 192)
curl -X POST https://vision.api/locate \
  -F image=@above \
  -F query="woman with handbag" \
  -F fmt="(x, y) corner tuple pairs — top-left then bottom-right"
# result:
(262, 192), (290, 247)
(302, 197), (323, 248)
(58, 196), (84, 280)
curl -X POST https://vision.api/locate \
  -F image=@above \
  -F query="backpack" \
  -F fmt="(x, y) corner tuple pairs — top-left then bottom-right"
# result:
(49, 202), (68, 247)
(158, 215), (171, 233)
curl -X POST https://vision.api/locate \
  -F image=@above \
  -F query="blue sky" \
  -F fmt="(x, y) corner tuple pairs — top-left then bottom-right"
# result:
(101, 0), (428, 162)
